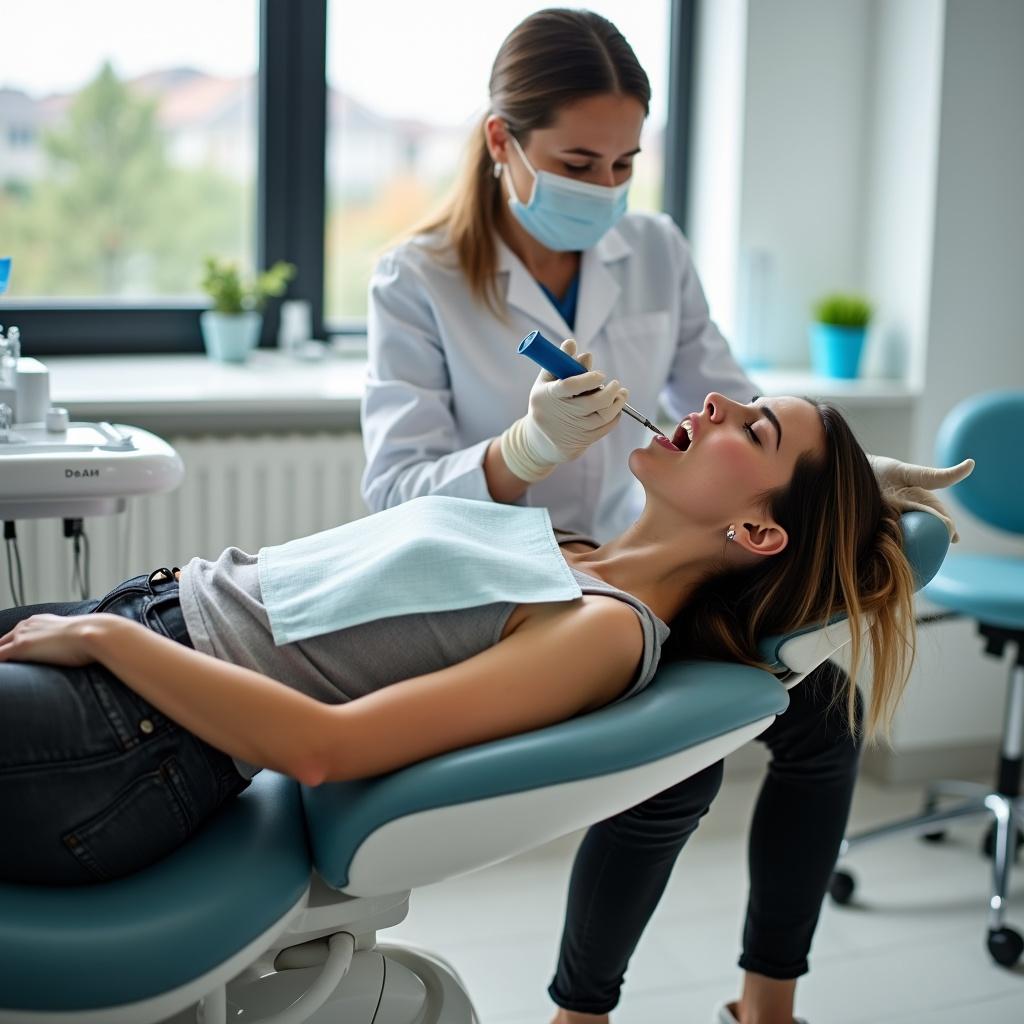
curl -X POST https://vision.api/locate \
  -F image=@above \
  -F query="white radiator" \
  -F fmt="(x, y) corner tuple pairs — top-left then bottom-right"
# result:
(3, 433), (368, 607)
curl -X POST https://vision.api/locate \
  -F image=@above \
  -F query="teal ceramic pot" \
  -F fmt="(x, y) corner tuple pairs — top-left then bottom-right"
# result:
(200, 310), (262, 363)
(810, 322), (866, 379)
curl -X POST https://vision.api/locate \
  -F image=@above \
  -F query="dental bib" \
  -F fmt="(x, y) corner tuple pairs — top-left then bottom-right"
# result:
(258, 495), (582, 645)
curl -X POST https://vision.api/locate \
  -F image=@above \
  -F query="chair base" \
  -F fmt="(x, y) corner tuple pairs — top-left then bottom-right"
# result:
(830, 631), (1024, 967)
(831, 786), (1024, 967)
(162, 942), (478, 1024)
(157, 880), (479, 1024)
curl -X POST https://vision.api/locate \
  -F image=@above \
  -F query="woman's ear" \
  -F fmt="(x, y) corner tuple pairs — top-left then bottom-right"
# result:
(484, 115), (509, 164)
(732, 519), (788, 558)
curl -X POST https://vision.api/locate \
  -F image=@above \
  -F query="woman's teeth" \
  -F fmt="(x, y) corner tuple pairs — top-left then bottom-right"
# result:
(672, 419), (693, 451)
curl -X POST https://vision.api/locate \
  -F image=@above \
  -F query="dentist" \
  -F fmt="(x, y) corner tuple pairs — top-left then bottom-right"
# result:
(361, 10), (967, 1024)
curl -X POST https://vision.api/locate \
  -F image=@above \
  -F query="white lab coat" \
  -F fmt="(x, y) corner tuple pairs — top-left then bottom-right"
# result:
(361, 211), (755, 542)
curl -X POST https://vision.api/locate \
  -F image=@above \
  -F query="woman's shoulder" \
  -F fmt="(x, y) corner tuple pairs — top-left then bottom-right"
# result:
(376, 229), (461, 281)
(614, 210), (694, 264)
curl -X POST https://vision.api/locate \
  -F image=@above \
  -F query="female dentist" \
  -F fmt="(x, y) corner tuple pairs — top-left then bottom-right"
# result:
(361, 10), (968, 1024)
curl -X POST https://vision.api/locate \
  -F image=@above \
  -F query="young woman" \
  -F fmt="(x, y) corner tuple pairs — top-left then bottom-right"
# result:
(359, 10), (968, 1024)
(2, 393), (922, 898)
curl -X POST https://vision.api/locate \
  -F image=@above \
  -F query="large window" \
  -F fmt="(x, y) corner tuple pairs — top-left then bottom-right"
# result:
(0, 1), (687, 353)
(0, 0), (257, 303)
(324, 1), (670, 323)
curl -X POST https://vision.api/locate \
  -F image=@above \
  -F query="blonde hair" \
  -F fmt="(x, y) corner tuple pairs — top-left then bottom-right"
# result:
(665, 402), (917, 743)
(404, 8), (651, 315)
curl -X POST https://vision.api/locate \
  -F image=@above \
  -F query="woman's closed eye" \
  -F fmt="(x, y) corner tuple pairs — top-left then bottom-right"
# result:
(744, 421), (762, 447)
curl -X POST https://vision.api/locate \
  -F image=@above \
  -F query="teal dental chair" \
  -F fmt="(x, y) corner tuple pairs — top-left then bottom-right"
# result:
(0, 512), (948, 1024)
(830, 391), (1024, 968)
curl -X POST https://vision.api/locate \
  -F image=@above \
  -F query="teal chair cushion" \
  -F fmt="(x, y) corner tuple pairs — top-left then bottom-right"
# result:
(0, 770), (310, 1013)
(925, 554), (1024, 630)
(303, 660), (788, 889)
(935, 390), (1024, 535)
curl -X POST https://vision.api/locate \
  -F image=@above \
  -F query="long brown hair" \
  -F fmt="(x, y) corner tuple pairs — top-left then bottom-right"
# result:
(408, 8), (651, 313)
(664, 402), (917, 743)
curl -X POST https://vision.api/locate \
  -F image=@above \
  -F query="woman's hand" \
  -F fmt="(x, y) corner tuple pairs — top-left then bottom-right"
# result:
(0, 613), (104, 667)
(501, 339), (629, 483)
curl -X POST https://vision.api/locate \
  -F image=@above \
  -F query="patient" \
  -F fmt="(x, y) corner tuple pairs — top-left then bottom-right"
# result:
(0, 392), (919, 884)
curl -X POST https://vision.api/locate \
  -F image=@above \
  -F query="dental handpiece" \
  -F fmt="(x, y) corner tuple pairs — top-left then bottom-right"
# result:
(517, 330), (665, 436)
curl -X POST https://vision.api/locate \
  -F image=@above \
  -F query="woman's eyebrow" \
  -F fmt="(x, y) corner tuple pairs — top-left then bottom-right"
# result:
(751, 395), (782, 450)
(761, 403), (782, 448)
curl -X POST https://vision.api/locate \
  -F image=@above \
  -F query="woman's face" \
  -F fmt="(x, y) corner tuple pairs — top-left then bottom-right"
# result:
(493, 92), (646, 197)
(630, 393), (826, 549)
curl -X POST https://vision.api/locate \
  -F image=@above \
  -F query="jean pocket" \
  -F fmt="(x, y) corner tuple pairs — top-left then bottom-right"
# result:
(62, 756), (193, 882)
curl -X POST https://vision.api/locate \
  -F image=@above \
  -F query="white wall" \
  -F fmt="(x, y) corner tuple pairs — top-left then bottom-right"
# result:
(860, 0), (945, 384)
(687, 0), (747, 344)
(690, 0), (1024, 765)
(740, 0), (872, 368)
(891, 0), (1024, 753)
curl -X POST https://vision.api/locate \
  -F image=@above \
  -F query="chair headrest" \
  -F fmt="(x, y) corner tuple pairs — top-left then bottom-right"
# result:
(936, 389), (1024, 534)
(758, 510), (949, 677)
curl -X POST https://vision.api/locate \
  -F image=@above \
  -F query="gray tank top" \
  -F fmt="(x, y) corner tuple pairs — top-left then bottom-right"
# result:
(178, 528), (670, 779)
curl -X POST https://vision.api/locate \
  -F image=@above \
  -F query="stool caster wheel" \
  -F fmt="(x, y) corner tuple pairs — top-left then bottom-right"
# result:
(982, 822), (1024, 861)
(828, 870), (855, 906)
(987, 926), (1024, 967)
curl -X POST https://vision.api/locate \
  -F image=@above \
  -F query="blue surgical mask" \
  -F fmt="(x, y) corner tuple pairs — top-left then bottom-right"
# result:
(504, 135), (630, 252)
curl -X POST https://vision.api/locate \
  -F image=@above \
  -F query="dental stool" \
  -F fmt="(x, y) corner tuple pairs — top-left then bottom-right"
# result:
(0, 511), (948, 1024)
(830, 391), (1024, 968)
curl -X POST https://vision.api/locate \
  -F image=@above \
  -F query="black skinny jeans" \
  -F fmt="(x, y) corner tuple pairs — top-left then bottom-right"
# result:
(549, 660), (863, 1015)
(0, 571), (247, 884)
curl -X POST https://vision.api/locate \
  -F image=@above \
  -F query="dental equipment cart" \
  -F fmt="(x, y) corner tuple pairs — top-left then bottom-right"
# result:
(0, 326), (184, 603)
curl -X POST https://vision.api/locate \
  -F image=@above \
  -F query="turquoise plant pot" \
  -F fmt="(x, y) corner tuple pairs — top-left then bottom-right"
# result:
(810, 322), (866, 379)
(200, 310), (262, 363)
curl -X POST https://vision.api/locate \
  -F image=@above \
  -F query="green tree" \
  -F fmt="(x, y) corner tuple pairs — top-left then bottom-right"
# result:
(1, 62), (251, 302)
(38, 60), (170, 294)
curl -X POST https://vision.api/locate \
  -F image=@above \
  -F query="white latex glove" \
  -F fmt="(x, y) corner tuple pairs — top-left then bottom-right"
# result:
(500, 338), (629, 483)
(867, 453), (975, 543)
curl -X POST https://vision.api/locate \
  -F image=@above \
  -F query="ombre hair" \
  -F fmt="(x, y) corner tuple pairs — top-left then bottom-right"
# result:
(406, 8), (651, 313)
(663, 402), (917, 743)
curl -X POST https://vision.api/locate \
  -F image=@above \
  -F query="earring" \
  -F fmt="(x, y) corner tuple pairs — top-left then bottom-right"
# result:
(726, 526), (736, 542)
(493, 162), (503, 179)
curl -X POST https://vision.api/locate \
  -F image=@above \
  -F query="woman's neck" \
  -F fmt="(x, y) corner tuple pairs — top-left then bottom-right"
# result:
(496, 207), (579, 297)
(562, 517), (721, 624)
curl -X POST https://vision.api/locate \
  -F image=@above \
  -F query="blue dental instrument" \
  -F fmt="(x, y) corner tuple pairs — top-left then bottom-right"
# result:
(518, 330), (665, 436)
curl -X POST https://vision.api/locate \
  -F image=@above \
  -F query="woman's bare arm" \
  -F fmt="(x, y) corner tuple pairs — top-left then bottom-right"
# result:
(81, 616), (333, 784)
(76, 595), (644, 785)
(313, 595), (644, 783)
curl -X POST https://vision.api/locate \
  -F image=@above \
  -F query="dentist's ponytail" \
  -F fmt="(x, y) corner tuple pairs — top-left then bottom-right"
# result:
(405, 8), (650, 314)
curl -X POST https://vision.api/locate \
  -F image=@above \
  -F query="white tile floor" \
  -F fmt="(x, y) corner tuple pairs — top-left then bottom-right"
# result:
(382, 764), (1024, 1023)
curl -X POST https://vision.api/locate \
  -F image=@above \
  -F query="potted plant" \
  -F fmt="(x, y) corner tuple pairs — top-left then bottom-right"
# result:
(809, 292), (872, 379)
(199, 257), (296, 363)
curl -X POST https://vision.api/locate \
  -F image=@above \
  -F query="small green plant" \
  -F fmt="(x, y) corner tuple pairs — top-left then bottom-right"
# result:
(201, 257), (296, 314)
(812, 292), (872, 329)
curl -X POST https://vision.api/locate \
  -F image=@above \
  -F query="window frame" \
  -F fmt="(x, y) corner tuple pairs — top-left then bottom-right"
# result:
(2, 0), (692, 356)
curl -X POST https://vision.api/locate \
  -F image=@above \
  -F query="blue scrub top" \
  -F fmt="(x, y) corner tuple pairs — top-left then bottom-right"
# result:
(539, 272), (580, 331)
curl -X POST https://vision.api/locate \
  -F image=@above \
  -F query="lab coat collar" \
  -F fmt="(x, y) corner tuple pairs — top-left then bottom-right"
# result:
(496, 225), (631, 348)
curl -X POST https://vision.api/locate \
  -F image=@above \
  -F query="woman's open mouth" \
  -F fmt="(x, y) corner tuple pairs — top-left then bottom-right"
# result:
(653, 419), (693, 452)
(666, 418), (694, 452)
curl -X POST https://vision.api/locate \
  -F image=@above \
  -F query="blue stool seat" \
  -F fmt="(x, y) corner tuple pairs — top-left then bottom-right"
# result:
(0, 769), (310, 1014)
(925, 554), (1024, 630)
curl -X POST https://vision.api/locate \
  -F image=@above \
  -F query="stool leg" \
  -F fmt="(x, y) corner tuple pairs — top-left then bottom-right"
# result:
(997, 660), (1024, 797)
(985, 794), (1017, 933)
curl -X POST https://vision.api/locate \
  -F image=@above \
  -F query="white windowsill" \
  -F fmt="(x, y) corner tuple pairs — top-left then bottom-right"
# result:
(41, 349), (919, 435)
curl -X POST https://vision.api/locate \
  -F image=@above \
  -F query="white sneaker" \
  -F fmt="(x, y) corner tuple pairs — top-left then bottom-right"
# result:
(714, 1000), (809, 1024)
